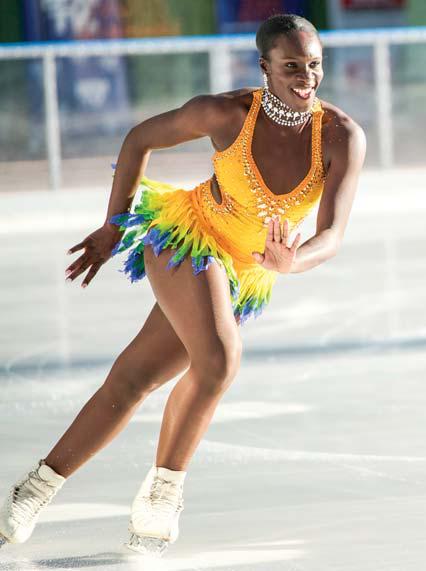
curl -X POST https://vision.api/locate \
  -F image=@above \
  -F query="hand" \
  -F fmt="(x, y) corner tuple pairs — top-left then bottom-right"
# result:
(252, 216), (301, 273)
(65, 223), (124, 288)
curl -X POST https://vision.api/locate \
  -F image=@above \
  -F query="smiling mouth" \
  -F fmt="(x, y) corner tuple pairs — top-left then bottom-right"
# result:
(291, 87), (314, 100)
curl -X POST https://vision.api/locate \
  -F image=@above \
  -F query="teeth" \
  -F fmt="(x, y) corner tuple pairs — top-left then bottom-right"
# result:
(292, 88), (313, 97)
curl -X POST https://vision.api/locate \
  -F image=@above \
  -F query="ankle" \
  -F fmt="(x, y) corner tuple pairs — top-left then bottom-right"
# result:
(154, 466), (187, 486)
(39, 458), (68, 481)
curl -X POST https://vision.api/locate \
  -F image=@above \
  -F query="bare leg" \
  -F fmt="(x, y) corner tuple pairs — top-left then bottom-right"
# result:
(143, 245), (242, 472)
(44, 302), (190, 478)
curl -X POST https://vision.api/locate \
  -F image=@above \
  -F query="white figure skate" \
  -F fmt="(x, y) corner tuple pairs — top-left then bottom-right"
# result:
(125, 465), (186, 557)
(0, 459), (66, 547)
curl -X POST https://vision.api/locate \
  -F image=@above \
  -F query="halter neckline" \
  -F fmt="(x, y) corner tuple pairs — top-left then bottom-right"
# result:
(247, 89), (324, 199)
(213, 88), (325, 199)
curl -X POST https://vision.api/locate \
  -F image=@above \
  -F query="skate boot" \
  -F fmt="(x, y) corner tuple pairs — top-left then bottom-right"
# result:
(0, 459), (66, 547)
(126, 465), (186, 557)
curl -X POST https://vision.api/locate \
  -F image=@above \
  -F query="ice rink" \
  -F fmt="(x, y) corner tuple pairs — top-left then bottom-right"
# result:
(1, 166), (426, 570)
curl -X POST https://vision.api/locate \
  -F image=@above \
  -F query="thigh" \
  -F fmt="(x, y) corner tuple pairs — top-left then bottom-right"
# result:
(109, 301), (190, 392)
(143, 244), (241, 364)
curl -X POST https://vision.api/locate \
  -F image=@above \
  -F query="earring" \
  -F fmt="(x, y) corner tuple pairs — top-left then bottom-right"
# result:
(263, 73), (269, 89)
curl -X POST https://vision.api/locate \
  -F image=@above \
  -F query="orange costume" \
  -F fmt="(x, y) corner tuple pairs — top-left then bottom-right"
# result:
(110, 88), (325, 324)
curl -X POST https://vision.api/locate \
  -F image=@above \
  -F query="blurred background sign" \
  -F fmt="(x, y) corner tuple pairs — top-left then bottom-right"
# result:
(341, 0), (406, 8)
(22, 0), (130, 142)
(328, 0), (407, 28)
(216, 0), (308, 33)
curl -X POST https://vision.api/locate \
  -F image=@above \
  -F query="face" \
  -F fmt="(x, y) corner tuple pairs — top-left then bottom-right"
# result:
(260, 30), (323, 112)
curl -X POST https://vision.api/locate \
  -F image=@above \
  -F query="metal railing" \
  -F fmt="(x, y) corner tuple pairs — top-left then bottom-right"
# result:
(1, 26), (426, 190)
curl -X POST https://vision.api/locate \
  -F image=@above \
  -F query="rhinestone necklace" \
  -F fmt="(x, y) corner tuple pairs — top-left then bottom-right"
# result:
(261, 87), (315, 127)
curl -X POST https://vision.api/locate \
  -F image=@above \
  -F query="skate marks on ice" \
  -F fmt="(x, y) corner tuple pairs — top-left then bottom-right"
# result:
(0, 544), (306, 571)
(131, 401), (313, 425)
(0, 505), (305, 570)
(194, 439), (426, 466)
(0, 553), (154, 571)
(193, 439), (426, 484)
(37, 502), (129, 523)
(0, 552), (145, 571)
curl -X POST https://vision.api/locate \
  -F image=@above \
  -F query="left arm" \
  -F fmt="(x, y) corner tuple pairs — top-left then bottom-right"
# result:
(289, 120), (367, 274)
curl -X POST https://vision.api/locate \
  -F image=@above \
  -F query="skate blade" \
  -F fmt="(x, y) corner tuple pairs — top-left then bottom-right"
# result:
(0, 534), (8, 548)
(125, 532), (169, 557)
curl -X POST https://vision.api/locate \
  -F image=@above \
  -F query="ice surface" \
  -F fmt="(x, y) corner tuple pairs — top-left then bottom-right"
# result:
(1, 169), (426, 569)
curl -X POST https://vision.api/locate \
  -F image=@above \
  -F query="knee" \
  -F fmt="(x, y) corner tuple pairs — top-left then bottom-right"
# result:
(102, 354), (161, 407)
(192, 333), (242, 394)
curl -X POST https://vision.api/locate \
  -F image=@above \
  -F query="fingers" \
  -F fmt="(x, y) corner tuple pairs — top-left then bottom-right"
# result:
(81, 262), (103, 288)
(267, 217), (300, 250)
(281, 218), (289, 246)
(65, 253), (90, 279)
(66, 252), (102, 287)
(67, 239), (87, 255)
(66, 254), (98, 287)
(272, 216), (281, 242)
(66, 258), (101, 287)
(269, 216), (289, 244)
(290, 232), (302, 252)
(267, 217), (282, 242)
(266, 218), (274, 242)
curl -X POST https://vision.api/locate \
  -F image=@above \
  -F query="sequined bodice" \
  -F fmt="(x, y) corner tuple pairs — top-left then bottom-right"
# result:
(191, 87), (326, 268)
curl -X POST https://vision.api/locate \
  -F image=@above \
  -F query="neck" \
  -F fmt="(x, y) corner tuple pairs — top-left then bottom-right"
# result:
(266, 87), (302, 113)
(261, 87), (314, 127)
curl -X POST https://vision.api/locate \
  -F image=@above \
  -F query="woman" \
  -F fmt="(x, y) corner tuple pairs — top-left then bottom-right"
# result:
(0, 13), (366, 556)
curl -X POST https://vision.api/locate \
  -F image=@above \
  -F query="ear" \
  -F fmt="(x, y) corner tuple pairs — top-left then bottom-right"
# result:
(259, 57), (269, 75)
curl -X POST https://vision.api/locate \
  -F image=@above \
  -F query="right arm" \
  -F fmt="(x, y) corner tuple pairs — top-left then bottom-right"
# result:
(66, 95), (227, 287)
(104, 94), (225, 227)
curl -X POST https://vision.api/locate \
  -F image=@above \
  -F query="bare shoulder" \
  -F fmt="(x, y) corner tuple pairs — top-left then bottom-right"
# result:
(177, 87), (259, 141)
(182, 86), (258, 116)
(320, 100), (366, 166)
(215, 86), (260, 104)
(321, 100), (365, 150)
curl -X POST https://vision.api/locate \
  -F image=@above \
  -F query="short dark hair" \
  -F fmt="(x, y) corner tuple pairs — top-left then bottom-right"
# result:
(256, 13), (320, 59)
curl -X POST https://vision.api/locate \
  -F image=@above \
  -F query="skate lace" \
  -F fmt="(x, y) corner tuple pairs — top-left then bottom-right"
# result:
(148, 477), (183, 517)
(10, 468), (56, 525)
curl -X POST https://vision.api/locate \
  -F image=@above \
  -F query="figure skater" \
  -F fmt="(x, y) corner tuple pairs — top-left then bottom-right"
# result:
(0, 13), (366, 556)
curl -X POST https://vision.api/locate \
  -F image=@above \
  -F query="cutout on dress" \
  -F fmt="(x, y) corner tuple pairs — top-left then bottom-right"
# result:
(210, 174), (223, 205)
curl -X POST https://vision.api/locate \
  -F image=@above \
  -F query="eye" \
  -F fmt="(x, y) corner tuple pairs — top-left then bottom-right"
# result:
(310, 61), (321, 67)
(285, 62), (297, 68)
